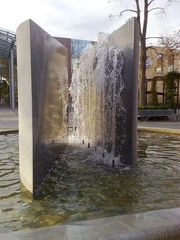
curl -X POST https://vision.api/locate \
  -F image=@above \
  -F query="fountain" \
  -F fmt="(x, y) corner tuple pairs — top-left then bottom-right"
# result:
(70, 18), (139, 166)
(1, 18), (180, 239)
(16, 18), (138, 197)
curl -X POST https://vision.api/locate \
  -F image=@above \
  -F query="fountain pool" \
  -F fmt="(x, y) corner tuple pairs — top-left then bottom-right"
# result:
(0, 132), (180, 233)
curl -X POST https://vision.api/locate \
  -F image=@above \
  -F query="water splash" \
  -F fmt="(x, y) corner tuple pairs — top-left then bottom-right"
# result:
(70, 33), (126, 166)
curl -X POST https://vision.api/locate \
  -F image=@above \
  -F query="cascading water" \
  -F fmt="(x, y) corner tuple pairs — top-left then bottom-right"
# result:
(70, 43), (96, 144)
(95, 33), (108, 156)
(70, 33), (126, 166)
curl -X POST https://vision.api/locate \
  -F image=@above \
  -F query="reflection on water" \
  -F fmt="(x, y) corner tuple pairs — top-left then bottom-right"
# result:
(0, 133), (180, 232)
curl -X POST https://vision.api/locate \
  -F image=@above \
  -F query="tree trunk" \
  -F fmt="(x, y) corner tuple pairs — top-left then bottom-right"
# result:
(139, 0), (148, 106)
(140, 36), (147, 106)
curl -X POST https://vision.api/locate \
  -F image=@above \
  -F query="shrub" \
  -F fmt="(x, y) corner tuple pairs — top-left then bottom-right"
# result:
(164, 71), (180, 108)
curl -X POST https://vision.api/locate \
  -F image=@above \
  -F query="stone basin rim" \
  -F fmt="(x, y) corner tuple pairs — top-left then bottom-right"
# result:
(1, 207), (180, 240)
(138, 127), (180, 135)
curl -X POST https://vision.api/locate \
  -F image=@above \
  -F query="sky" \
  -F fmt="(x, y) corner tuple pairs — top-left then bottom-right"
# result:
(0, 0), (179, 43)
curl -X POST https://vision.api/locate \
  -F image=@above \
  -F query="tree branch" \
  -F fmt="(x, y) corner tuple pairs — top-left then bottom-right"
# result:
(148, 0), (155, 6)
(146, 37), (163, 40)
(148, 7), (165, 13)
(109, 8), (137, 19)
(146, 46), (159, 53)
(168, 0), (180, 2)
(119, 9), (137, 16)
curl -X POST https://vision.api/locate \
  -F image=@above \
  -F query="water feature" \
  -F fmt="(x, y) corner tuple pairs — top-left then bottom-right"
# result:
(70, 18), (138, 167)
(0, 132), (180, 233)
(16, 18), (138, 196)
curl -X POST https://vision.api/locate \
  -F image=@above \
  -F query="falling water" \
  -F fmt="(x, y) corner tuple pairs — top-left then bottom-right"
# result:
(70, 43), (96, 144)
(70, 32), (126, 166)
(95, 33), (108, 156)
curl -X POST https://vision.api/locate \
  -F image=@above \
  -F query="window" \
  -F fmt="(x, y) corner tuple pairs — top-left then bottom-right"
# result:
(168, 65), (173, 72)
(156, 53), (163, 65)
(157, 53), (163, 59)
(156, 67), (162, 74)
(146, 57), (153, 67)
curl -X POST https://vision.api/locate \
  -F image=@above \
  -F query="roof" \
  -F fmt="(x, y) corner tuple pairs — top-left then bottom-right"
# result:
(0, 27), (16, 59)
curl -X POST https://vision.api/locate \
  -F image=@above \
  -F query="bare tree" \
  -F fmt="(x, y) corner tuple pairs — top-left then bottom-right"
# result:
(159, 30), (180, 64)
(160, 30), (180, 51)
(159, 30), (180, 71)
(110, 0), (177, 106)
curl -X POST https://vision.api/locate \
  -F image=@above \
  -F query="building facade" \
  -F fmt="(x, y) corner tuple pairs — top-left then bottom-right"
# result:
(144, 46), (180, 106)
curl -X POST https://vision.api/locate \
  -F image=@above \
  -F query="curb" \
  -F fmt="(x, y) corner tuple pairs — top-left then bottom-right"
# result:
(138, 127), (180, 135)
(0, 129), (19, 135)
(1, 208), (180, 240)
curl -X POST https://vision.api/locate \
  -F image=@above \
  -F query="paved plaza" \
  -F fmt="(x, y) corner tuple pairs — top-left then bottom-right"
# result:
(0, 107), (18, 133)
(1, 107), (180, 135)
(138, 119), (180, 135)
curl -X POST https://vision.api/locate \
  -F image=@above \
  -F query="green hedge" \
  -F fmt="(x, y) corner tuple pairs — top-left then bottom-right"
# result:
(164, 71), (180, 108)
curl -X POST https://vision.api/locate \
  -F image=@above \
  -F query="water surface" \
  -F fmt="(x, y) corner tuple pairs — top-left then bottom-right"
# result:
(0, 133), (180, 232)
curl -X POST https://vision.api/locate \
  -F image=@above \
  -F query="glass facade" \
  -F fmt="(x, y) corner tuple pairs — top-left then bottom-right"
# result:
(71, 39), (94, 69)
